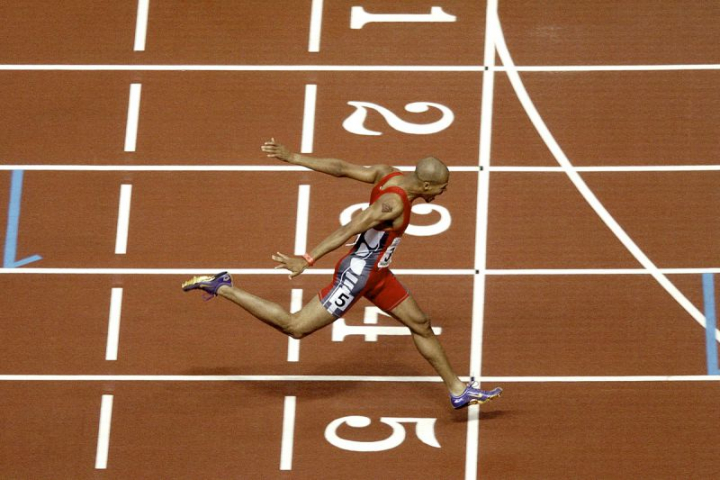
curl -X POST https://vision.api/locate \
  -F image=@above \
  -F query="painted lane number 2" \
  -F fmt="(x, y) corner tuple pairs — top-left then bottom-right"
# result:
(343, 101), (455, 136)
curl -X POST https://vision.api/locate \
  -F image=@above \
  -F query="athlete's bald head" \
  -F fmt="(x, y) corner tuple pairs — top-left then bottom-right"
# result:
(414, 156), (449, 184)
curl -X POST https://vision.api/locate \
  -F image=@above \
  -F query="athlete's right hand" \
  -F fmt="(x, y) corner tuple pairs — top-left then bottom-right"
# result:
(261, 138), (294, 162)
(272, 252), (308, 279)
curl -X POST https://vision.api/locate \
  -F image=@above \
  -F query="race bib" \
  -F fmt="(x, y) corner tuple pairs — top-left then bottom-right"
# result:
(378, 238), (401, 268)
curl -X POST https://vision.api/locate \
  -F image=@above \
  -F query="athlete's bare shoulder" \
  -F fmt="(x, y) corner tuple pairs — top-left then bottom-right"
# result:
(372, 165), (399, 184)
(376, 191), (404, 214)
(335, 162), (395, 184)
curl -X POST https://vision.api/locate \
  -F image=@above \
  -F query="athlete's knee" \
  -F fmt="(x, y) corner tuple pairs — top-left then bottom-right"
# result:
(409, 312), (434, 337)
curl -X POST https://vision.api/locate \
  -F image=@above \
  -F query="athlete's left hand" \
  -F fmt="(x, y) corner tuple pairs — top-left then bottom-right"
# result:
(261, 138), (293, 162)
(272, 252), (308, 279)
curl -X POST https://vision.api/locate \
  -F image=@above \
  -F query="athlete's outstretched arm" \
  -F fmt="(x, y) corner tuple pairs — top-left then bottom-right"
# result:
(261, 139), (394, 184)
(272, 193), (404, 278)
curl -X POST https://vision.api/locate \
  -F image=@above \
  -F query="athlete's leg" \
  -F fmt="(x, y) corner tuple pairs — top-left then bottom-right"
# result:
(389, 295), (466, 396)
(217, 285), (336, 339)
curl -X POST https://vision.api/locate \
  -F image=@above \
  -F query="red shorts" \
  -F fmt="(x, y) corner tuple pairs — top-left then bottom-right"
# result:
(319, 267), (410, 318)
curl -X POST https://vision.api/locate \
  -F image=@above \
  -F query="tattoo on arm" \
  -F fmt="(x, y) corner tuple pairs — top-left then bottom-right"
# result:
(382, 202), (392, 213)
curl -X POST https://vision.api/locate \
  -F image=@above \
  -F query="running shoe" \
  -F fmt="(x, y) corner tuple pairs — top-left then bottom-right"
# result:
(182, 271), (232, 300)
(450, 382), (502, 409)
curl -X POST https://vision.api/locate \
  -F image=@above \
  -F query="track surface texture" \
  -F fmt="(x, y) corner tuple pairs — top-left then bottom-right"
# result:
(1, 1), (719, 479)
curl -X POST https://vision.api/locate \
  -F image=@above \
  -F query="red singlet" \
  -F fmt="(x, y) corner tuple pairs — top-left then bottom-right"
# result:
(319, 172), (412, 317)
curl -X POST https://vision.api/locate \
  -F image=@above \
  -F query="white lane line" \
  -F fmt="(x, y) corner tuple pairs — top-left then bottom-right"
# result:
(124, 84), (142, 152)
(114, 185), (133, 254)
(95, 394), (114, 469)
(489, 165), (720, 172)
(294, 185), (311, 255)
(287, 289), (303, 362)
(466, 1), (498, 478)
(280, 396), (297, 470)
(495, 64), (720, 72)
(2, 64), (481, 72)
(486, 268), (720, 275)
(0, 268), (479, 275)
(2, 267), (720, 275)
(133, 0), (150, 51)
(301, 85), (318, 153)
(0, 165), (481, 172)
(485, 267), (720, 275)
(105, 288), (123, 361)
(472, 0), (498, 383)
(398, 166), (478, 172)
(482, 375), (720, 382)
(1, 164), (718, 173)
(492, 10), (719, 342)
(465, 405), (480, 478)
(1, 164), (719, 172)
(2, 64), (719, 72)
(308, 0), (324, 52)
(1, 374), (718, 383)
(2, 164), (719, 172)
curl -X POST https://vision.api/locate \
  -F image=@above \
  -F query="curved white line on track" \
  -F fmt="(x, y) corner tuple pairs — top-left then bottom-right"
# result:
(491, 10), (720, 343)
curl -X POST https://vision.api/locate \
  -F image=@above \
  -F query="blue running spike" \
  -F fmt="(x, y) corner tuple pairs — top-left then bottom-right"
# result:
(182, 271), (233, 300)
(450, 381), (502, 409)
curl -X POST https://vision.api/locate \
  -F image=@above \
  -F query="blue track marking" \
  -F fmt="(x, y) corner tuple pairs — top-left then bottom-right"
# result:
(702, 273), (719, 375)
(3, 170), (42, 268)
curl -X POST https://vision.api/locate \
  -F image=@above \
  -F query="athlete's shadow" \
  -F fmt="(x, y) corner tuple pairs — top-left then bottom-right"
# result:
(181, 364), (362, 400)
(183, 352), (431, 402)
(182, 365), (510, 422)
(479, 410), (506, 420)
(445, 406), (509, 424)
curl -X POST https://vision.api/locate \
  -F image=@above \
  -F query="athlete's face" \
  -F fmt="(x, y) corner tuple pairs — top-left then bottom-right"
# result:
(423, 181), (448, 202)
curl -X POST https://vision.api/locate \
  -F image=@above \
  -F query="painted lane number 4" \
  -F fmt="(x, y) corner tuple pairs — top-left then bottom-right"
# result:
(350, 6), (457, 30)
